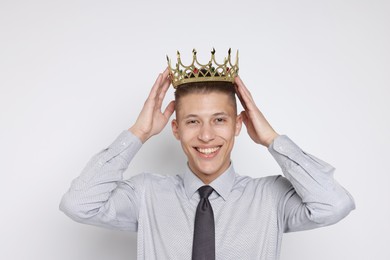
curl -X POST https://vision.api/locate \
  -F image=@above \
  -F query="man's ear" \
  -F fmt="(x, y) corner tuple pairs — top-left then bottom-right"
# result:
(235, 113), (243, 136)
(171, 119), (180, 140)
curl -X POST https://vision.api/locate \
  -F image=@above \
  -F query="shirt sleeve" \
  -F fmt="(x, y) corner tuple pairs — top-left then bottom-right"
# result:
(268, 135), (356, 233)
(59, 130), (144, 232)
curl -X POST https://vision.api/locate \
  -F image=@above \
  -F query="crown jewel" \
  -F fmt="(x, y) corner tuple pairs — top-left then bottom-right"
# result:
(167, 48), (239, 88)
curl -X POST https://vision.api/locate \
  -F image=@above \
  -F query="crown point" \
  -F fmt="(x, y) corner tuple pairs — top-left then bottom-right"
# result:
(166, 55), (169, 62)
(192, 48), (197, 55)
(176, 51), (181, 61)
(211, 48), (216, 55)
(228, 48), (231, 55)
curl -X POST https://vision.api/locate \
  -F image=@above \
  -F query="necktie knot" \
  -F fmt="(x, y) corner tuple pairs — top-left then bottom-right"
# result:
(198, 185), (214, 199)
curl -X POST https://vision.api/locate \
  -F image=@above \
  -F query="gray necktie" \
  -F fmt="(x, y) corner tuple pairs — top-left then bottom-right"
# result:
(192, 185), (215, 260)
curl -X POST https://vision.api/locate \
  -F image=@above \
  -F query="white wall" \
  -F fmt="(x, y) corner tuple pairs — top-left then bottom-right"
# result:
(1, 0), (389, 259)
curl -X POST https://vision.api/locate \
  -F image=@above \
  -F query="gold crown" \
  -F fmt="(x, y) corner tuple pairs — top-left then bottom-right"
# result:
(167, 48), (239, 88)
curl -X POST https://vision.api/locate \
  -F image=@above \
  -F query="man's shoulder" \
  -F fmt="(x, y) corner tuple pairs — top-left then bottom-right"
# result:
(122, 172), (183, 195)
(123, 172), (181, 186)
(138, 172), (183, 187)
(236, 173), (284, 183)
(235, 174), (293, 193)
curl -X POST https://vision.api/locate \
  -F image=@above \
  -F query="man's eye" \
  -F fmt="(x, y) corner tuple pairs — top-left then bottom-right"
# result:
(187, 120), (198, 125)
(215, 118), (226, 123)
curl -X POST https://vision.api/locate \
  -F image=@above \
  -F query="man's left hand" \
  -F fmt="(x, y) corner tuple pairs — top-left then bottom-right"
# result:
(234, 76), (279, 147)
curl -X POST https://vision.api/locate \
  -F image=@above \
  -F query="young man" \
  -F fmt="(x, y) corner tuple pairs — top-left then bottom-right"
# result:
(60, 50), (355, 260)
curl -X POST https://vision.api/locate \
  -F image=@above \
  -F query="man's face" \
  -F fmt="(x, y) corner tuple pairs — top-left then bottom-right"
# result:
(172, 91), (242, 184)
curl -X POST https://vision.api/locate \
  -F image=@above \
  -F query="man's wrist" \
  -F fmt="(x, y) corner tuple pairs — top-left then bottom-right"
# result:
(264, 132), (280, 148)
(128, 126), (148, 143)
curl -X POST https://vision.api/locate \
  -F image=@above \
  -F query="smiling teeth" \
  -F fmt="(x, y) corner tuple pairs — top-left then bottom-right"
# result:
(197, 147), (220, 155)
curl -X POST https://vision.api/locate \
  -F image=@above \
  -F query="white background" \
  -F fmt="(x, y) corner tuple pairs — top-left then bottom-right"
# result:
(1, 0), (389, 259)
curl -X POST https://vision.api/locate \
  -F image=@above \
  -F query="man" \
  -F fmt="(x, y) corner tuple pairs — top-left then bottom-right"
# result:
(60, 50), (355, 260)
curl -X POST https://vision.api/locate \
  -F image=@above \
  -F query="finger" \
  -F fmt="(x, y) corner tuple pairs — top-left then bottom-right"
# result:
(235, 76), (253, 97)
(148, 73), (163, 100)
(155, 69), (170, 99)
(163, 100), (175, 119)
(235, 76), (256, 110)
(235, 85), (247, 110)
(235, 76), (255, 103)
(156, 72), (172, 109)
(156, 68), (170, 95)
(235, 77), (250, 108)
(149, 69), (171, 111)
(161, 68), (171, 88)
(163, 67), (169, 76)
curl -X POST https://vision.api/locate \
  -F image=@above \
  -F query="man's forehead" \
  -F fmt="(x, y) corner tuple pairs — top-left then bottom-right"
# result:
(179, 92), (231, 105)
(179, 92), (230, 103)
(183, 111), (231, 119)
(174, 91), (237, 119)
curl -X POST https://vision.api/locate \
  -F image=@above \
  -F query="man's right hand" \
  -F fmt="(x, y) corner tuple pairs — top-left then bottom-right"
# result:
(128, 68), (175, 143)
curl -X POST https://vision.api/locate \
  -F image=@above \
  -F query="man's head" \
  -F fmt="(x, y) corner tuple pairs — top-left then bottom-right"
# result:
(171, 81), (242, 184)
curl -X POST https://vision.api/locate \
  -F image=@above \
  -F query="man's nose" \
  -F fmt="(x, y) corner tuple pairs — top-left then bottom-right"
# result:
(198, 123), (215, 142)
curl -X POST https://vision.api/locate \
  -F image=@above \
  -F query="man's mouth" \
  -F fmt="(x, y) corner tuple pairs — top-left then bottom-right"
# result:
(195, 146), (221, 155)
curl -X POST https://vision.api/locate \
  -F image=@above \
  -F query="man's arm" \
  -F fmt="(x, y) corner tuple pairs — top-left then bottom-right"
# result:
(59, 69), (175, 230)
(234, 76), (355, 231)
(59, 130), (144, 231)
(268, 135), (355, 232)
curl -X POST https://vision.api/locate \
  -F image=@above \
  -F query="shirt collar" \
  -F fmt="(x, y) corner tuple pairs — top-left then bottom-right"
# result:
(183, 162), (236, 201)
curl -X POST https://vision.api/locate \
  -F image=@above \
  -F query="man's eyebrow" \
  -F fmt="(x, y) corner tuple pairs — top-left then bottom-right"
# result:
(183, 112), (230, 119)
(212, 112), (229, 117)
(183, 114), (199, 119)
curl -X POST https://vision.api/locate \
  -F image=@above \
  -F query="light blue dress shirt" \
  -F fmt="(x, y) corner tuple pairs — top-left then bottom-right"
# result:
(60, 130), (355, 260)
